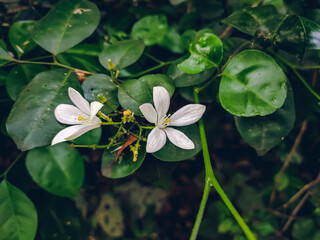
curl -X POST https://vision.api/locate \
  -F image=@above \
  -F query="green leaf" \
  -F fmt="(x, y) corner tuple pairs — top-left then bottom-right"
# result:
(273, 15), (320, 57)
(0, 180), (38, 240)
(234, 82), (295, 155)
(221, 5), (278, 36)
(219, 49), (287, 116)
(181, 29), (213, 50)
(5, 64), (47, 101)
(99, 39), (145, 70)
(252, 222), (274, 236)
(158, 26), (185, 54)
(101, 143), (146, 178)
(274, 173), (289, 191)
(167, 55), (215, 87)
(178, 33), (223, 74)
(6, 69), (81, 151)
(82, 74), (119, 114)
(9, 20), (38, 57)
(0, 70), (8, 86)
(153, 124), (202, 162)
(57, 43), (105, 73)
(26, 143), (84, 197)
(118, 74), (175, 115)
(131, 15), (168, 46)
(0, 47), (13, 66)
(30, 0), (100, 55)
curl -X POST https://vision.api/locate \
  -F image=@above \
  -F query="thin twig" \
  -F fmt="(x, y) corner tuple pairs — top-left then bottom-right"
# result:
(269, 121), (308, 206)
(281, 191), (311, 233)
(282, 171), (320, 209)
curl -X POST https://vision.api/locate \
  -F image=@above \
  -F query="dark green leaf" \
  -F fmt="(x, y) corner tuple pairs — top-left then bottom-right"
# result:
(158, 26), (185, 54)
(9, 21), (37, 57)
(30, 0), (100, 54)
(5, 64), (47, 101)
(101, 143), (146, 178)
(0, 47), (13, 66)
(82, 74), (119, 114)
(219, 49), (287, 116)
(292, 219), (315, 240)
(0, 70), (8, 86)
(274, 15), (320, 57)
(221, 5), (278, 35)
(178, 33), (223, 74)
(6, 69), (81, 151)
(234, 82), (295, 155)
(167, 55), (215, 87)
(131, 15), (168, 46)
(153, 124), (201, 162)
(118, 74), (175, 115)
(57, 44), (105, 73)
(181, 29), (213, 51)
(99, 39), (145, 70)
(26, 143), (85, 197)
(0, 180), (38, 240)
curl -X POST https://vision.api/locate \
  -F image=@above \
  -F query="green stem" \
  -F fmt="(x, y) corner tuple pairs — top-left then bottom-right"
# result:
(127, 60), (175, 79)
(140, 125), (155, 129)
(101, 122), (122, 125)
(0, 153), (24, 179)
(145, 52), (164, 64)
(190, 178), (211, 240)
(191, 88), (256, 240)
(197, 72), (220, 93)
(12, 59), (76, 71)
(292, 68), (320, 101)
(70, 144), (108, 149)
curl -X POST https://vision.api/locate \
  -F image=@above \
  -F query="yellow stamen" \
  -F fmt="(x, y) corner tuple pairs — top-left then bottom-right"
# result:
(163, 118), (171, 124)
(78, 116), (83, 121)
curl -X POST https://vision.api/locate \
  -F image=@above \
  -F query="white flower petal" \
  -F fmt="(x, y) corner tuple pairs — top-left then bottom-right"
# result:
(164, 127), (195, 149)
(68, 87), (90, 115)
(146, 127), (167, 153)
(139, 103), (157, 123)
(51, 125), (96, 145)
(90, 116), (102, 126)
(90, 101), (104, 120)
(55, 104), (90, 125)
(170, 104), (206, 126)
(153, 86), (170, 122)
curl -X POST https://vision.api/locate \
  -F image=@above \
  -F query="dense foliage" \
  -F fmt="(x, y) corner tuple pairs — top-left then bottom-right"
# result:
(1, 0), (320, 239)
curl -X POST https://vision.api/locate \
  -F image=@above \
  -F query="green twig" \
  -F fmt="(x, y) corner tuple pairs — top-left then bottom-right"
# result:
(0, 153), (24, 179)
(191, 88), (256, 240)
(126, 60), (175, 79)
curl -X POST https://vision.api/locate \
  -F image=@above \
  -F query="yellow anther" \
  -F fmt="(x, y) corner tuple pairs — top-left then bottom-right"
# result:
(98, 94), (107, 103)
(164, 118), (171, 124)
(123, 110), (132, 116)
(78, 116), (83, 121)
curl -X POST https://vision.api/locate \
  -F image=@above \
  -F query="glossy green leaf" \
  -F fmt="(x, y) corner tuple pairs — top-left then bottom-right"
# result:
(118, 74), (175, 115)
(9, 21), (37, 57)
(57, 44), (105, 73)
(0, 180), (38, 240)
(82, 74), (119, 114)
(181, 29), (213, 51)
(158, 26), (185, 54)
(153, 124), (201, 162)
(30, 0), (100, 55)
(167, 55), (215, 87)
(221, 5), (278, 36)
(178, 33), (223, 74)
(274, 15), (320, 57)
(234, 82), (295, 155)
(5, 64), (47, 101)
(99, 39), (145, 70)
(219, 49), (287, 116)
(131, 15), (168, 46)
(26, 143), (84, 197)
(0, 47), (13, 66)
(71, 127), (101, 145)
(101, 143), (146, 178)
(6, 69), (81, 151)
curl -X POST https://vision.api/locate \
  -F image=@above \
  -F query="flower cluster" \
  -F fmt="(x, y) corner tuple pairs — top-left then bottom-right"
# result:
(52, 86), (206, 153)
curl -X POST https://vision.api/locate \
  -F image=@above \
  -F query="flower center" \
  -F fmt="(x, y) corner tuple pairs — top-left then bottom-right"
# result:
(157, 114), (171, 129)
(76, 114), (91, 125)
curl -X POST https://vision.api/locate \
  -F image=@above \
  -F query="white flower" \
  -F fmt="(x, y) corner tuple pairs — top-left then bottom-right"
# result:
(139, 86), (206, 153)
(51, 87), (104, 145)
